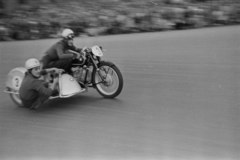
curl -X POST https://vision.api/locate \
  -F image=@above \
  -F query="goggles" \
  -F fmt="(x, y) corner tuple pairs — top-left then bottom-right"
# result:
(67, 34), (74, 40)
(32, 66), (41, 71)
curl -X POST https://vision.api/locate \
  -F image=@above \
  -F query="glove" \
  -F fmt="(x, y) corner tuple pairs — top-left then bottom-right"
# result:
(81, 47), (91, 53)
(86, 47), (92, 52)
(53, 72), (59, 78)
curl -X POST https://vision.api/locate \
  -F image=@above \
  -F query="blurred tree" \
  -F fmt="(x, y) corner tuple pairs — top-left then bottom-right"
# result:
(50, 0), (58, 3)
(19, 0), (27, 4)
(0, 0), (4, 9)
(189, 0), (210, 2)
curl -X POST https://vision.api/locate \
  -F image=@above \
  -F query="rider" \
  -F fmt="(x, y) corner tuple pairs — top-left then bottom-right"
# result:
(40, 28), (89, 73)
(19, 58), (63, 110)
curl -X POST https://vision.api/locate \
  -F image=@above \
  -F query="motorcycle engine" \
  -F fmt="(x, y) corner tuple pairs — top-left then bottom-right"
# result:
(72, 56), (85, 66)
(78, 57), (85, 65)
(72, 67), (92, 83)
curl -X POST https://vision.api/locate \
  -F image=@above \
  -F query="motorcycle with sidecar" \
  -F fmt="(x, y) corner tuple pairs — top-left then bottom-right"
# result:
(4, 45), (123, 107)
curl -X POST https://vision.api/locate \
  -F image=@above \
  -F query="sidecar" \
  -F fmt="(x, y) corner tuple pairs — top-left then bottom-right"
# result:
(4, 67), (85, 107)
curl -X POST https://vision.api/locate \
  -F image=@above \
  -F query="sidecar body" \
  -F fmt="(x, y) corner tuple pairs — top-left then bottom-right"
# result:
(50, 73), (85, 99)
(5, 67), (85, 106)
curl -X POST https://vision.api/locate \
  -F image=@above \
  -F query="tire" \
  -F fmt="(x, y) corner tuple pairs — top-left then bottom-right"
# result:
(93, 61), (123, 98)
(9, 93), (23, 107)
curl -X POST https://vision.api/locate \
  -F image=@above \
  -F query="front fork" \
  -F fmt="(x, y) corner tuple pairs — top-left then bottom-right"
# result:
(88, 57), (106, 87)
(86, 55), (113, 87)
(92, 63), (113, 87)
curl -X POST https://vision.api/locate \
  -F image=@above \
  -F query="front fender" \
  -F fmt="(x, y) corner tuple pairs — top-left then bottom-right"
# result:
(97, 61), (116, 68)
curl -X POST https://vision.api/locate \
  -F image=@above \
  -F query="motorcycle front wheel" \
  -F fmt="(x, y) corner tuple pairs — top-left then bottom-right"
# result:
(93, 62), (123, 98)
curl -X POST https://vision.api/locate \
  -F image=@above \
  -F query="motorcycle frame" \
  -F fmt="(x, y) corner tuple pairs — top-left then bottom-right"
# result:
(77, 50), (105, 88)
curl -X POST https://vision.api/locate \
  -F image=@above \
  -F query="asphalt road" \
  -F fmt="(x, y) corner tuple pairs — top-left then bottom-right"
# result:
(0, 26), (240, 160)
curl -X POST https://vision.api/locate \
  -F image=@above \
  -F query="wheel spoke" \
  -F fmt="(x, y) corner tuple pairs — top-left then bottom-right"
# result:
(110, 69), (114, 76)
(95, 66), (119, 95)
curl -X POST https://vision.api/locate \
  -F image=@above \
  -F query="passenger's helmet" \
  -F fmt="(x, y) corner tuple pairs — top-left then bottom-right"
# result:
(25, 58), (40, 70)
(62, 28), (74, 40)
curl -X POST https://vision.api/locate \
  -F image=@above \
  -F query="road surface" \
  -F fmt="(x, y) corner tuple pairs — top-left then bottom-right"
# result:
(0, 26), (240, 160)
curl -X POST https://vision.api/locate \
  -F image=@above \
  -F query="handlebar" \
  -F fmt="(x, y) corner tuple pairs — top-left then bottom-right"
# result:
(68, 49), (83, 59)
(68, 50), (80, 55)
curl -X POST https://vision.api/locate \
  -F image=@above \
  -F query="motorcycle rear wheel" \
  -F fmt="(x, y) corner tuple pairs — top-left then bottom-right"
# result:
(93, 62), (123, 98)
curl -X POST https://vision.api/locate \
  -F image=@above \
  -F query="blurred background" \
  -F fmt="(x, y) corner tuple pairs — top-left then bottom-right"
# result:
(0, 0), (239, 41)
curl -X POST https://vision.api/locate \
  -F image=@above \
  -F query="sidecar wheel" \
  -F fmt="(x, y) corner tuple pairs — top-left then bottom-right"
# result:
(9, 93), (23, 107)
(93, 62), (123, 98)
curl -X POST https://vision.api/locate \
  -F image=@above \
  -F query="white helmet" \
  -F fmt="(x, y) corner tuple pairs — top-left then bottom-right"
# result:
(25, 58), (40, 70)
(62, 28), (74, 39)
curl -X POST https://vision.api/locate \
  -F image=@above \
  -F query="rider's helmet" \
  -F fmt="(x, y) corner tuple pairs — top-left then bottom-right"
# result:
(62, 28), (74, 40)
(25, 58), (41, 70)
